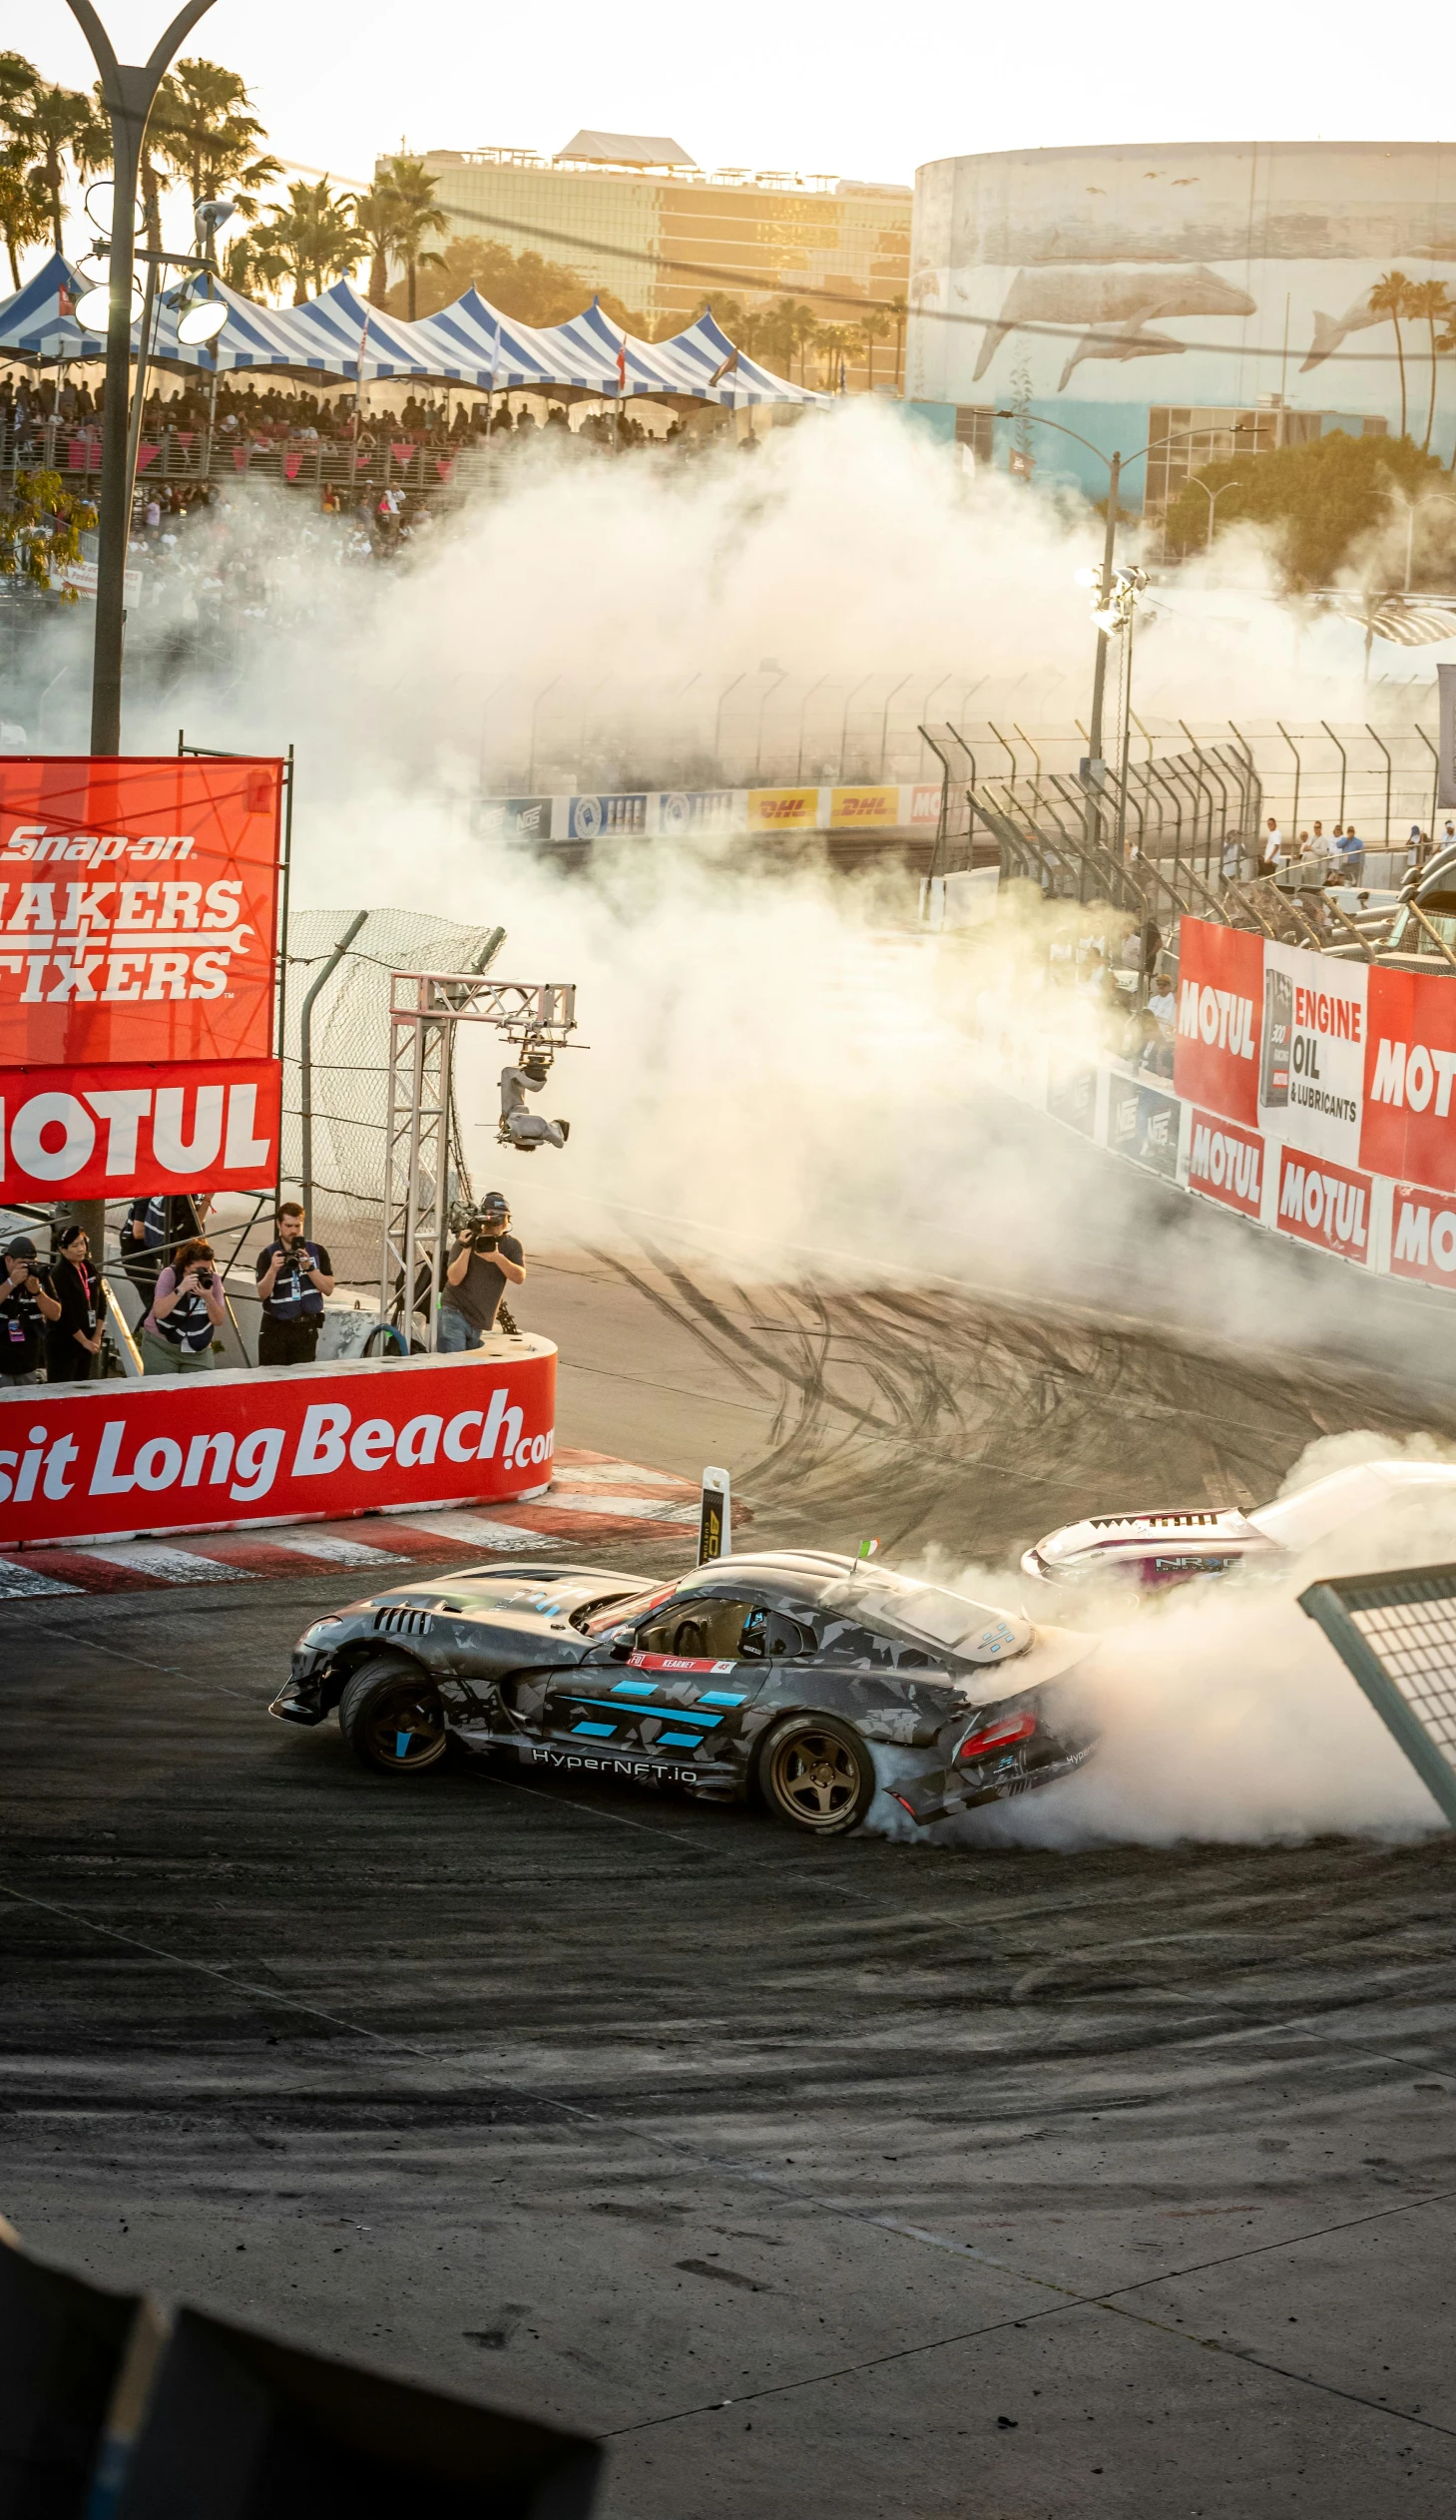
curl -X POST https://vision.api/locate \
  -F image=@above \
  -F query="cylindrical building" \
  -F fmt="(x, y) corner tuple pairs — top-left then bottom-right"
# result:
(908, 143), (1456, 505)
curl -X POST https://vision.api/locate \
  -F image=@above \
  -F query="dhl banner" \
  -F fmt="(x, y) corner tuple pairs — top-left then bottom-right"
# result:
(482, 785), (944, 842)
(746, 787), (817, 831)
(0, 756), (282, 1067)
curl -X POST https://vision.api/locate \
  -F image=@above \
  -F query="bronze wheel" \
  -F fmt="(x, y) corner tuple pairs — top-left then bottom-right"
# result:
(338, 1657), (448, 1776)
(759, 1715), (875, 1836)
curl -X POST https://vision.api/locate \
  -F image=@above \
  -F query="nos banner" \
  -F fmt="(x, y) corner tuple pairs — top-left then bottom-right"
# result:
(0, 1058), (280, 1200)
(0, 756), (282, 1066)
(0, 1346), (557, 1548)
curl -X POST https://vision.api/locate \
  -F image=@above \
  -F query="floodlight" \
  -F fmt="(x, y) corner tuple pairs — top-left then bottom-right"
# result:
(1090, 604), (1123, 635)
(73, 281), (116, 329)
(84, 179), (115, 239)
(1073, 566), (1099, 588)
(178, 296), (228, 344)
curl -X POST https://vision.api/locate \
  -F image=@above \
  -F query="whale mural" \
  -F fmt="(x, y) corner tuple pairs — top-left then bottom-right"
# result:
(972, 262), (1257, 381)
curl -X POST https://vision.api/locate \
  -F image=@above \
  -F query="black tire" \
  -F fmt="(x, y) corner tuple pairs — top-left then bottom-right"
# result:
(757, 1713), (876, 1836)
(337, 1655), (449, 1776)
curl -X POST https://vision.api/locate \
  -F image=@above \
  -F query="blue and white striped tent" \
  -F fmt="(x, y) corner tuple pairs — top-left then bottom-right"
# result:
(410, 287), (559, 390)
(659, 307), (825, 409)
(272, 274), (447, 381)
(0, 252), (107, 360)
(144, 276), (314, 373)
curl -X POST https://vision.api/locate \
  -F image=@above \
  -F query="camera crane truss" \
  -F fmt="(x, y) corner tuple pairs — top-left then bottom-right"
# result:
(381, 972), (578, 1350)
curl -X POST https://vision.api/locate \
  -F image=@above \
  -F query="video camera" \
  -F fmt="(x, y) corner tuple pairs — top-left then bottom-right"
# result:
(448, 1197), (509, 1247)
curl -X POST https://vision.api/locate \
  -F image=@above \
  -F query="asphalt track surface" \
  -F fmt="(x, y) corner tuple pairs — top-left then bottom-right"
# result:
(7, 1235), (1456, 2518)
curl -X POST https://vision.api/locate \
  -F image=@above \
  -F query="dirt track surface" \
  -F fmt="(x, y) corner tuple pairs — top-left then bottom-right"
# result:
(6, 1248), (1456, 2518)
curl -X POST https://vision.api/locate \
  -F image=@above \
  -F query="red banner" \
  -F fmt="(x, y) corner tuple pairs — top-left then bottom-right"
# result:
(1174, 919), (1262, 1127)
(0, 1347), (556, 1548)
(1390, 1183), (1456, 1287)
(1187, 1108), (1264, 1218)
(1274, 1144), (1373, 1264)
(0, 756), (281, 1067)
(0, 1057), (280, 1200)
(1361, 965), (1456, 1194)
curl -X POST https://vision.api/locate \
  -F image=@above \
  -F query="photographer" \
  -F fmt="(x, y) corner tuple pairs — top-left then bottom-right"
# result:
(45, 1222), (108, 1383)
(140, 1238), (227, 1373)
(254, 1202), (334, 1367)
(1, 1237), (61, 1386)
(439, 1193), (525, 1350)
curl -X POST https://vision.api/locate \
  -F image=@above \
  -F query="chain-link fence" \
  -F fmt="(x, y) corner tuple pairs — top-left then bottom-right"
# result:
(281, 909), (503, 1286)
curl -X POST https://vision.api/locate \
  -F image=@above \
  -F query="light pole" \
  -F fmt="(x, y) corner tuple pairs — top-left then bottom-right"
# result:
(1197, 478), (1241, 550)
(63, 0), (219, 756)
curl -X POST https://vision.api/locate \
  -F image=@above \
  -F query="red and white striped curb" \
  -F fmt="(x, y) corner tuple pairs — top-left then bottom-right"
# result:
(0, 1450), (730, 1600)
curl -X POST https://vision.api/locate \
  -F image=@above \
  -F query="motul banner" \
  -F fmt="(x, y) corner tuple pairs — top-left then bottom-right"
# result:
(1390, 1182), (1456, 1287)
(0, 756), (281, 1066)
(0, 1345), (556, 1548)
(1174, 919), (1262, 1126)
(0, 1058), (280, 1200)
(1274, 1145), (1372, 1264)
(1188, 1108), (1264, 1219)
(1362, 964), (1456, 1193)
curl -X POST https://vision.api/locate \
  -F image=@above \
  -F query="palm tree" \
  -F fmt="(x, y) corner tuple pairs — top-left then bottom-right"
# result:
(153, 59), (279, 218)
(885, 293), (908, 394)
(1369, 271), (1413, 439)
(1403, 278), (1451, 453)
(856, 306), (890, 393)
(3, 74), (110, 252)
(347, 179), (406, 308)
(817, 323), (855, 391)
(0, 150), (50, 287)
(251, 178), (360, 303)
(374, 156), (446, 319)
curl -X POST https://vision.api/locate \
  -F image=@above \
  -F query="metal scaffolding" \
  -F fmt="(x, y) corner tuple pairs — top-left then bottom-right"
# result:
(380, 974), (578, 1350)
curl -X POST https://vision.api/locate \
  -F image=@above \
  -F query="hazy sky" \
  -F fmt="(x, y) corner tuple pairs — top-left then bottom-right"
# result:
(26, 0), (1456, 203)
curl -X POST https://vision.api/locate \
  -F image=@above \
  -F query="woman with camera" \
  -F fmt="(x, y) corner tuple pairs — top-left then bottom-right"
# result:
(140, 1238), (228, 1373)
(46, 1222), (109, 1382)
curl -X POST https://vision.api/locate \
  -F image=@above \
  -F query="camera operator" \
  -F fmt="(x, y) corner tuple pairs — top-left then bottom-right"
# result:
(1, 1237), (61, 1386)
(254, 1202), (334, 1367)
(439, 1193), (525, 1350)
(140, 1238), (227, 1373)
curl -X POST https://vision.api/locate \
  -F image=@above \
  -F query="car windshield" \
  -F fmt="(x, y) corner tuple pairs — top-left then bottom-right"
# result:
(832, 1578), (1029, 1659)
(575, 1584), (676, 1637)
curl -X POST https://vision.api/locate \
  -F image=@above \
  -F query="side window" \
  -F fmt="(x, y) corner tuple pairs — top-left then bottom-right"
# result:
(739, 1607), (817, 1661)
(634, 1597), (756, 1660)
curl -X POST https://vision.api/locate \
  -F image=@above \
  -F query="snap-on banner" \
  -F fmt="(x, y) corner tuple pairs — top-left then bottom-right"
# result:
(0, 1344), (557, 1548)
(0, 1057), (281, 1199)
(1173, 918), (1263, 1128)
(0, 756), (281, 1066)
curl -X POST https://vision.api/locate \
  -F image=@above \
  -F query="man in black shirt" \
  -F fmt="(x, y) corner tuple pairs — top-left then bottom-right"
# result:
(254, 1202), (334, 1367)
(1, 1237), (62, 1384)
(438, 1192), (525, 1349)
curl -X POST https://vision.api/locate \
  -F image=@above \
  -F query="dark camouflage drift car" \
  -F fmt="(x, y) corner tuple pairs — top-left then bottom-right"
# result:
(271, 1551), (1101, 1835)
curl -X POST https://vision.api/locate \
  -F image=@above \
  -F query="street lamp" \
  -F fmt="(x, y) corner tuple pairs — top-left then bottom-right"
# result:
(62, 0), (220, 756)
(1196, 478), (1241, 551)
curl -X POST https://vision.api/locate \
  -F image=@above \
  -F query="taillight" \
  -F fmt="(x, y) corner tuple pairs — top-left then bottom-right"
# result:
(958, 1710), (1037, 1763)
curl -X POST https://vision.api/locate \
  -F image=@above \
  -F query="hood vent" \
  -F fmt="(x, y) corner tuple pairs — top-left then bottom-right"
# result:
(373, 1605), (434, 1637)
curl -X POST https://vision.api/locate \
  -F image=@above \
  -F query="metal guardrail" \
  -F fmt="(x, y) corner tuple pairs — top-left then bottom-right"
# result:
(1301, 1564), (1456, 1826)
(1, 419), (485, 499)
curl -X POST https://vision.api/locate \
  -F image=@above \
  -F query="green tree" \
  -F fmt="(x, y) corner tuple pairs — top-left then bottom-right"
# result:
(251, 176), (359, 302)
(347, 178), (404, 308)
(389, 230), (648, 332)
(1162, 430), (1449, 588)
(817, 322), (854, 391)
(1368, 270), (1412, 439)
(1404, 277), (1451, 453)
(2, 69), (109, 252)
(0, 467), (96, 596)
(152, 59), (279, 217)
(856, 305), (890, 392)
(0, 147), (50, 287)
(373, 155), (446, 320)
(885, 291), (907, 393)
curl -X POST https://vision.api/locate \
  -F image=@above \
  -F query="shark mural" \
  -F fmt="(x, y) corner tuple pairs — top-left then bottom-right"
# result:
(971, 262), (1257, 382)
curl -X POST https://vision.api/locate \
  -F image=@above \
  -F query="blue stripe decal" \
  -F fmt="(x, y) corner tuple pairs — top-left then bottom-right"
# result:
(699, 1691), (746, 1707)
(568, 1698), (721, 1729)
(571, 1721), (617, 1738)
(610, 1680), (658, 1697)
(656, 1732), (705, 1749)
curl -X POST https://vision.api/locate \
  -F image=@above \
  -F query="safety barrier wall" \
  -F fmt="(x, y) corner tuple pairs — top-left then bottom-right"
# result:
(0, 1339), (557, 1550)
(477, 782), (943, 843)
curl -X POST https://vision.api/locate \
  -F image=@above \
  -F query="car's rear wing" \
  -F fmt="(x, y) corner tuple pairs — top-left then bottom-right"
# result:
(1299, 1563), (1456, 1826)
